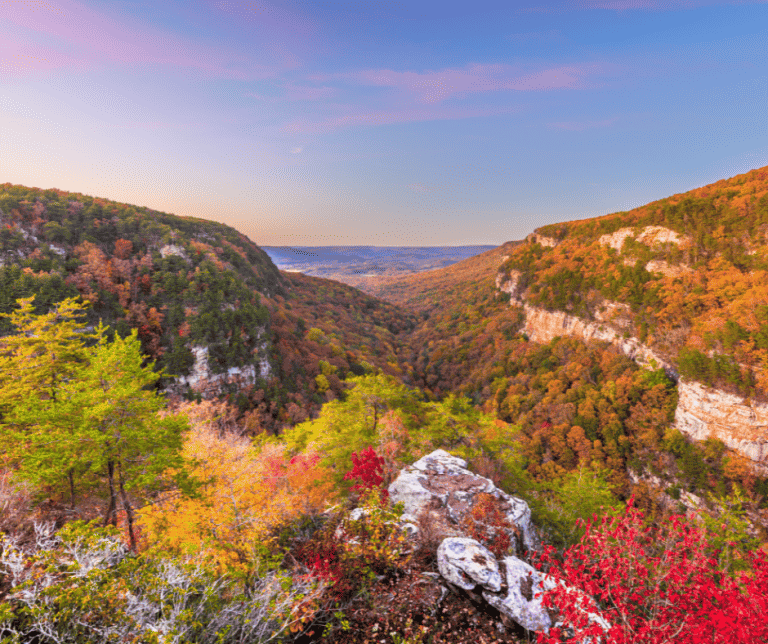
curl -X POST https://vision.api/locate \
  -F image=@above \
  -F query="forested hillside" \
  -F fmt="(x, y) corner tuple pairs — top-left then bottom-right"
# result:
(0, 183), (415, 431)
(3, 171), (768, 643)
(503, 166), (768, 397)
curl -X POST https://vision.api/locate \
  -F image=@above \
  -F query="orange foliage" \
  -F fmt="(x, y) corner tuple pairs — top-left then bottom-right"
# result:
(138, 402), (336, 570)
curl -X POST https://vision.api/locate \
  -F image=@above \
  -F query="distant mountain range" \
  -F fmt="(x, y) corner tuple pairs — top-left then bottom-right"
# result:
(261, 245), (496, 289)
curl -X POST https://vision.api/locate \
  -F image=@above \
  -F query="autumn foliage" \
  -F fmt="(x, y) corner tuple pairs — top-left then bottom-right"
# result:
(344, 446), (388, 501)
(138, 401), (336, 571)
(537, 500), (768, 644)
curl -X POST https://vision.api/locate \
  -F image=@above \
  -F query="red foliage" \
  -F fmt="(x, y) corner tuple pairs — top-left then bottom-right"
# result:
(294, 537), (355, 602)
(344, 447), (388, 501)
(459, 492), (516, 558)
(535, 500), (768, 644)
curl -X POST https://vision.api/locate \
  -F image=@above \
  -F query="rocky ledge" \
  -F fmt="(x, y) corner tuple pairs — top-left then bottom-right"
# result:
(388, 450), (610, 639)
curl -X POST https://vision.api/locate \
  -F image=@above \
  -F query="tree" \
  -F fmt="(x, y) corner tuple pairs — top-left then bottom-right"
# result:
(0, 297), (191, 550)
(0, 297), (95, 505)
(73, 328), (191, 549)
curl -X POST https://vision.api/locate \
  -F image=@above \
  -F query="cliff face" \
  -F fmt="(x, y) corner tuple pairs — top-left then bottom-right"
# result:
(522, 303), (674, 376)
(675, 381), (768, 472)
(174, 342), (271, 399)
(496, 269), (768, 470)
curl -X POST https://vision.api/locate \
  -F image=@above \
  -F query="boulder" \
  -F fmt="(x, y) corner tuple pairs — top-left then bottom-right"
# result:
(388, 449), (539, 553)
(482, 556), (610, 640)
(482, 556), (557, 632)
(437, 537), (502, 592)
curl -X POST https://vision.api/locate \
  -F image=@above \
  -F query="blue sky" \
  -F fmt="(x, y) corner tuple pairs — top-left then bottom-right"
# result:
(1, 0), (767, 245)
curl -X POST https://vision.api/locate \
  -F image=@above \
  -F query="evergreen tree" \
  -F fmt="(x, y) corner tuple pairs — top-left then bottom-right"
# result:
(0, 297), (192, 549)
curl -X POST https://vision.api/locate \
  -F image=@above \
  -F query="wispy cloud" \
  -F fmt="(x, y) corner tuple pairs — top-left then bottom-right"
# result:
(0, 35), (88, 77)
(577, 1), (767, 10)
(548, 116), (619, 130)
(0, 0), (279, 79)
(327, 62), (614, 105)
(249, 82), (337, 103)
(282, 105), (517, 134)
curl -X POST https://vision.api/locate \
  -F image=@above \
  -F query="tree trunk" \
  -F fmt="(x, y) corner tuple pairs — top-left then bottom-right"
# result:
(103, 459), (118, 527)
(68, 469), (76, 509)
(117, 461), (136, 551)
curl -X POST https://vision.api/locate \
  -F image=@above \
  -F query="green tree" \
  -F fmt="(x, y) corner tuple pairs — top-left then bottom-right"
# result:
(73, 327), (191, 549)
(0, 297), (94, 503)
(0, 297), (192, 550)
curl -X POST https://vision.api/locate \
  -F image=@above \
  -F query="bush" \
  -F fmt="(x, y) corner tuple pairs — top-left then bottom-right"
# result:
(536, 500), (768, 644)
(0, 521), (327, 644)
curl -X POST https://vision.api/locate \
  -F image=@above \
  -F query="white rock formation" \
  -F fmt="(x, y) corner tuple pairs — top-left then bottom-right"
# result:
(175, 345), (262, 398)
(645, 259), (692, 279)
(388, 449), (539, 553)
(160, 244), (188, 260)
(522, 304), (674, 377)
(675, 379), (768, 472)
(496, 270), (524, 304)
(637, 225), (683, 246)
(437, 538), (502, 592)
(527, 233), (559, 248)
(598, 225), (684, 251)
(598, 228), (636, 252)
(483, 556), (557, 633)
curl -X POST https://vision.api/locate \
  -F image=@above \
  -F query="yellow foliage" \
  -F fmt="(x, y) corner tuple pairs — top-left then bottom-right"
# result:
(138, 409), (337, 571)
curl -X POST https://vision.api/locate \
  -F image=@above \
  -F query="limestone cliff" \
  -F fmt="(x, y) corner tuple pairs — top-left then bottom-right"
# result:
(496, 269), (768, 470)
(522, 303), (675, 376)
(175, 341), (271, 399)
(675, 381), (768, 473)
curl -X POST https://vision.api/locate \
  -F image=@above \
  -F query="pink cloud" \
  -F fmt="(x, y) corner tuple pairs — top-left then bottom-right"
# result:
(337, 62), (614, 104)
(548, 117), (619, 130)
(0, 36), (89, 77)
(250, 82), (337, 103)
(577, 1), (767, 9)
(281, 105), (518, 134)
(0, 0), (278, 79)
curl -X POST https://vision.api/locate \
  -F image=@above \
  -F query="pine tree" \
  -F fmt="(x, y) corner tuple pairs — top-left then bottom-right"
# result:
(0, 297), (191, 549)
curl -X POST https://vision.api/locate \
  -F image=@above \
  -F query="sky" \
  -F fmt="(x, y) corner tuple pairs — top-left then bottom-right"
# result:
(1, 1), (767, 246)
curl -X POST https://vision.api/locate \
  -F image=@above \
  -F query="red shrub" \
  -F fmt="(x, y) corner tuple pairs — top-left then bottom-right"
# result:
(344, 447), (388, 502)
(535, 500), (768, 644)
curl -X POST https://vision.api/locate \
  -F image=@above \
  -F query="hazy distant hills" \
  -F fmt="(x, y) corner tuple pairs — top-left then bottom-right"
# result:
(262, 245), (496, 290)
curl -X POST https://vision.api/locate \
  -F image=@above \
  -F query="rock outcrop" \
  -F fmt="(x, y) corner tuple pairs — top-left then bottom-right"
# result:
(388, 449), (539, 553)
(437, 538), (502, 592)
(522, 304), (675, 377)
(483, 555), (558, 633)
(645, 259), (692, 279)
(174, 343), (271, 399)
(390, 450), (610, 638)
(598, 225), (684, 251)
(675, 380), (768, 473)
(526, 233), (559, 248)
